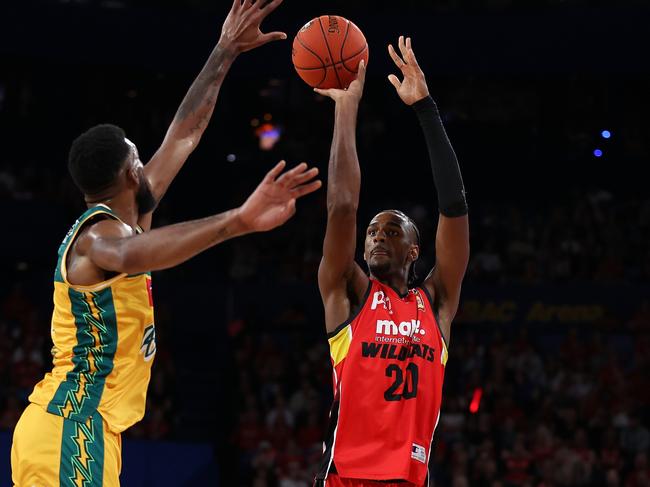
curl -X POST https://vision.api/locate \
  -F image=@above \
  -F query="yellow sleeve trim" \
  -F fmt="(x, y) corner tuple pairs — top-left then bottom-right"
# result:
(328, 324), (352, 367)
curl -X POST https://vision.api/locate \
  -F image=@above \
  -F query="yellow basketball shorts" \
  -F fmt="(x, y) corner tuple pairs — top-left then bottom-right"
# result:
(11, 403), (121, 487)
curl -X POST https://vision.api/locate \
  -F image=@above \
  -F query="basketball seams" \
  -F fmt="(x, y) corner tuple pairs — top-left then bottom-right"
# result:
(340, 45), (368, 74)
(294, 53), (365, 71)
(294, 32), (328, 87)
(317, 16), (343, 89)
(295, 31), (327, 68)
(339, 19), (351, 74)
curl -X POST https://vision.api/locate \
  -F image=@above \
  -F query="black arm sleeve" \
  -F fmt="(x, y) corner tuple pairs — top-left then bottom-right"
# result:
(412, 95), (468, 217)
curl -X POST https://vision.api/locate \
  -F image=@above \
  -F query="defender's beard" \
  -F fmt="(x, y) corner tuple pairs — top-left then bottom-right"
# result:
(136, 172), (157, 215)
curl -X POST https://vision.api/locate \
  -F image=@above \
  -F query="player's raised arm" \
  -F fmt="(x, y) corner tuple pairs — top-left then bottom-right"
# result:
(387, 36), (469, 341)
(140, 0), (287, 228)
(76, 161), (320, 276)
(315, 62), (370, 333)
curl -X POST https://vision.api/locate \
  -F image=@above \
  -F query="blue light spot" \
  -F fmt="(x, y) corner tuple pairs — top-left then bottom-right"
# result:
(594, 149), (603, 157)
(601, 130), (611, 139)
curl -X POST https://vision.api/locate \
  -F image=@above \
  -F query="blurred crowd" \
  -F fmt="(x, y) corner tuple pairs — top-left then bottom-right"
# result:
(224, 191), (650, 289)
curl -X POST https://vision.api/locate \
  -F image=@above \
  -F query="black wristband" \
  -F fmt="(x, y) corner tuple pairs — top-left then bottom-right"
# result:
(412, 95), (468, 217)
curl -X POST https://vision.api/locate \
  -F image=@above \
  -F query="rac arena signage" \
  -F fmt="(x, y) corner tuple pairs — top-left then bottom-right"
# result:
(454, 284), (645, 325)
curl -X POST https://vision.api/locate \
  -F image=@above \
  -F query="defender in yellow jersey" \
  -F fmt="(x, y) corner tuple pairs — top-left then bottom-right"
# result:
(11, 0), (321, 485)
(29, 204), (155, 433)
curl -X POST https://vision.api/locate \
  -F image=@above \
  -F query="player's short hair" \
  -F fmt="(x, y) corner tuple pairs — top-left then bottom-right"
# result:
(68, 124), (131, 195)
(383, 209), (421, 245)
(383, 209), (421, 288)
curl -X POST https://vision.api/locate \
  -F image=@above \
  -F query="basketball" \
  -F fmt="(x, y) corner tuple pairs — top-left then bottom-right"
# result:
(292, 15), (369, 90)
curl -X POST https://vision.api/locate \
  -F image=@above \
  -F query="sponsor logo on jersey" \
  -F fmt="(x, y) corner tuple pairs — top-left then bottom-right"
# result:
(140, 324), (156, 362)
(376, 319), (426, 338)
(361, 287), (438, 363)
(370, 290), (393, 314)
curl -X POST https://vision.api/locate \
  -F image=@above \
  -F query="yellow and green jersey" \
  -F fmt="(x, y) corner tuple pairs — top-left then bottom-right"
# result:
(29, 204), (156, 434)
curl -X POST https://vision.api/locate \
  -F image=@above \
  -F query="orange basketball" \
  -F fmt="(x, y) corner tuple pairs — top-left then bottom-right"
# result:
(292, 15), (369, 90)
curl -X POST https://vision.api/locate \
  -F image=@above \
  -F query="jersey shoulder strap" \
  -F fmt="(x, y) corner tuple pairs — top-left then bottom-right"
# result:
(54, 204), (126, 288)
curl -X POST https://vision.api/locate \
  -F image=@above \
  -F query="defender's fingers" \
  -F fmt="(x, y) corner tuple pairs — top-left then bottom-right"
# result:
(265, 160), (286, 182)
(276, 162), (309, 185)
(287, 167), (319, 186)
(260, 0), (283, 14)
(258, 31), (288, 44)
(388, 44), (405, 70)
(290, 180), (323, 198)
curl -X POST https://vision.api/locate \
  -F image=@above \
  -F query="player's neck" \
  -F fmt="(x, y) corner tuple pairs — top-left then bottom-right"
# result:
(370, 272), (410, 297)
(86, 191), (139, 228)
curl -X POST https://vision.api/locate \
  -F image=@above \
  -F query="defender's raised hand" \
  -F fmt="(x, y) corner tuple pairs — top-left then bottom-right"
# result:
(387, 36), (429, 105)
(238, 161), (322, 232)
(220, 0), (287, 54)
(314, 60), (367, 105)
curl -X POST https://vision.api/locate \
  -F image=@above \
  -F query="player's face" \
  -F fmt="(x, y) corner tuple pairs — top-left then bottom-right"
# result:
(364, 212), (417, 279)
(125, 139), (156, 215)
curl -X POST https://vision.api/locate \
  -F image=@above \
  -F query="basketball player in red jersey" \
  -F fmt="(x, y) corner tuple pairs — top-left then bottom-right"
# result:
(312, 36), (469, 487)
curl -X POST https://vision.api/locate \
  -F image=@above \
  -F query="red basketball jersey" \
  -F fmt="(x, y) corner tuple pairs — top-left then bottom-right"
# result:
(316, 279), (449, 486)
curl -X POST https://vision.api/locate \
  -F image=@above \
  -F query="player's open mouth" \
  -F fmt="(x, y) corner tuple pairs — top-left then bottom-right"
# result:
(371, 248), (389, 256)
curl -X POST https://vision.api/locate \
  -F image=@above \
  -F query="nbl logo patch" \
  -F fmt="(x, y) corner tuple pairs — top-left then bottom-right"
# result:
(411, 443), (426, 464)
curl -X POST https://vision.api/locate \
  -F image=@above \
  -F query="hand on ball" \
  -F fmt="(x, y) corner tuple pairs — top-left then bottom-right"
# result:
(313, 59), (367, 104)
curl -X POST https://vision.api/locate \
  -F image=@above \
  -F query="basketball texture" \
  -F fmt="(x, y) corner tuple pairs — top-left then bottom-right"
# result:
(292, 15), (369, 89)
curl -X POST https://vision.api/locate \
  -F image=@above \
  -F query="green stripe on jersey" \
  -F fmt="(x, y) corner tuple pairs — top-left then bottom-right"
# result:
(47, 287), (118, 422)
(60, 413), (105, 486)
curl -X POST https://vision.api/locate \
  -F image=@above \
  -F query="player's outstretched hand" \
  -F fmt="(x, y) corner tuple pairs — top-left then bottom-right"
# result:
(314, 60), (366, 105)
(219, 0), (287, 54)
(387, 36), (429, 105)
(238, 161), (321, 232)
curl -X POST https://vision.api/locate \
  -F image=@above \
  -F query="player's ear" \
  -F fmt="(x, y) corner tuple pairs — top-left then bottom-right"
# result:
(410, 245), (419, 263)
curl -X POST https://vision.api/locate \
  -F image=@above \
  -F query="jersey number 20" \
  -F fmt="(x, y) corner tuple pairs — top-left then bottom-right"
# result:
(384, 363), (419, 401)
